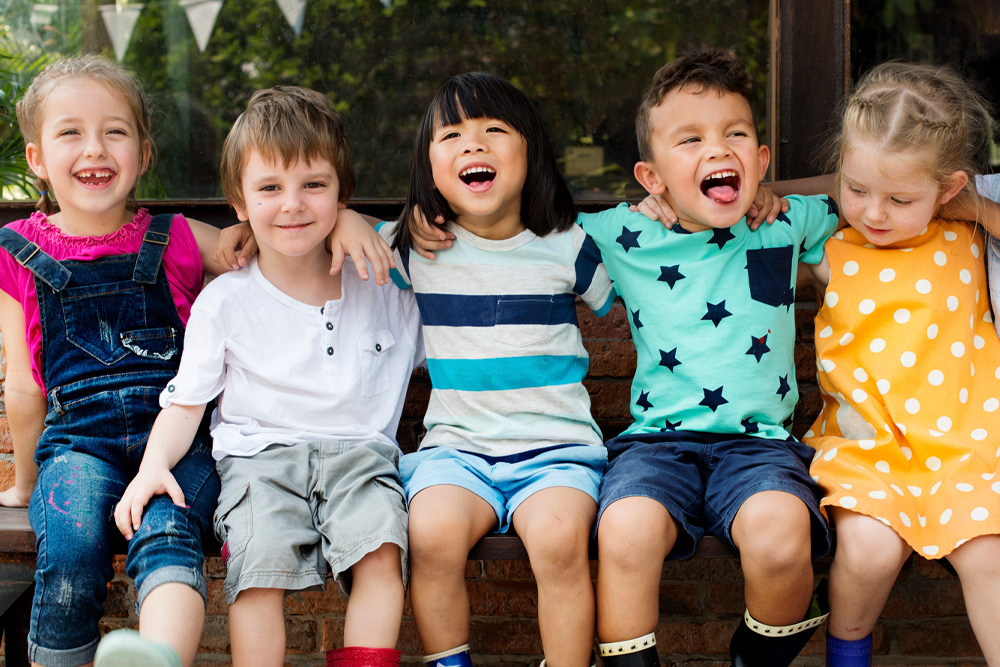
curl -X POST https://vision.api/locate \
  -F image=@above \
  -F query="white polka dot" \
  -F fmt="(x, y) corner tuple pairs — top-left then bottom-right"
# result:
(859, 439), (876, 450)
(992, 482), (1000, 494)
(916, 279), (932, 294)
(960, 269), (972, 284)
(918, 514), (927, 527)
(854, 368), (868, 382)
(923, 545), (939, 556)
(956, 539), (969, 549)
(934, 251), (947, 266)
(905, 398), (920, 414)
(843, 260), (859, 276)
(961, 454), (971, 462)
(907, 485), (923, 497)
(957, 483), (975, 492)
(985, 398), (999, 413)
(900, 512), (912, 527)
(987, 311), (995, 324)
(975, 335), (985, 349)
(812, 449), (823, 461)
(931, 481), (942, 495)
(879, 268), (895, 282)
(871, 338), (886, 353)
(929, 429), (944, 438)
(891, 484), (905, 496)
(818, 325), (832, 338)
(877, 379), (890, 395)
(900, 446), (912, 460)
(820, 420), (827, 435)
(928, 370), (944, 386)
(972, 362), (977, 377)
(820, 359), (836, 372)
(825, 292), (839, 307)
(840, 496), (857, 509)
(852, 389), (868, 403)
(804, 429), (815, 438)
(996, 366), (1000, 379)
(972, 429), (988, 441)
(839, 333), (854, 345)
(895, 423), (907, 436)
(823, 448), (837, 461)
(944, 230), (958, 241)
(947, 296), (959, 311)
(984, 473), (996, 480)
(876, 460), (891, 473)
(973, 243), (981, 258)
(952, 342), (966, 357)
(878, 517), (891, 526)
(927, 324), (939, 339)
(936, 416), (952, 432)
(960, 388), (969, 404)
(839, 483), (853, 490)
(924, 457), (942, 472)
(900, 351), (916, 367)
(859, 299), (876, 314)
(869, 490), (887, 499)
(941, 509), (952, 524)
(833, 230), (844, 240)
(894, 308), (910, 323)
(972, 507), (990, 521)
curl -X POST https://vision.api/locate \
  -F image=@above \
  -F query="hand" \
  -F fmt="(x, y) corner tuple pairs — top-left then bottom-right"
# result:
(0, 486), (31, 508)
(114, 465), (186, 540)
(746, 184), (789, 230)
(328, 209), (395, 284)
(215, 222), (258, 270)
(632, 194), (678, 228)
(409, 205), (455, 261)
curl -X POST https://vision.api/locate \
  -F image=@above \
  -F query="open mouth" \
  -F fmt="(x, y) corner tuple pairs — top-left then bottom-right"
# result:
(75, 169), (115, 186)
(460, 166), (496, 186)
(700, 170), (741, 203)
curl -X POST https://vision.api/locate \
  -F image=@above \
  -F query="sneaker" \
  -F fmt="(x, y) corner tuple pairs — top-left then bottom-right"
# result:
(94, 629), (183, 667)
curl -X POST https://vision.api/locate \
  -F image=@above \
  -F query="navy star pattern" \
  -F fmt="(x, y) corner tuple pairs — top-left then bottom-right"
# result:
(661, 418), (682, 431)
(741, 417), (759, 434)
(631, 308), (643, 329)
(658, 265), (685, 289)
(700, 386), (728, 412)
(708, 227), (735, 249)
(746, 333), (771, 362)
(823, 195), (839, 217)
(617, 226), (642, 252)
(659, 348), (681, 372)
(702, 301), (732, 327)
(777, 375), (791, 400)
(776, 210), (792, 226)
(636, 391), (654, 412)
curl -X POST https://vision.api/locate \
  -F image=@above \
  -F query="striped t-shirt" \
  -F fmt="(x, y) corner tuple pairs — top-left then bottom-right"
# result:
(380, 221), (615, 457)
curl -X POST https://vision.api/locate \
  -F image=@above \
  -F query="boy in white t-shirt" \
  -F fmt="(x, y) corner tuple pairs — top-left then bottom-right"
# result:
(113, 86), (424, 667)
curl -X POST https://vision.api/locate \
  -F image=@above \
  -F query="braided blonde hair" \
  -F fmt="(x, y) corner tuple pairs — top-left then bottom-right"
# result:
(15, 54), (154, 214)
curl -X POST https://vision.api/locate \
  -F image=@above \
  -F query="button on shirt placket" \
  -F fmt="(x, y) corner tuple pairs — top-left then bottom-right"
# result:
(323, 306), (335, 359)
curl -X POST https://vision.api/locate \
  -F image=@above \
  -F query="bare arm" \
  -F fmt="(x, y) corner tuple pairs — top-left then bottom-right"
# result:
(765, 174), (836, 199)
(188, 217), (255, 278)
(0, 291), (44, 507)
(940, 192), (1000, 238)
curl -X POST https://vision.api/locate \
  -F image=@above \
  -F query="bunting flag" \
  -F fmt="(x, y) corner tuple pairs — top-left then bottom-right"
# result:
(29, 3), (59, 30)
(100, 3), (145, 61)
(179, 0), (223, 52)
(276, 0), (306, 37)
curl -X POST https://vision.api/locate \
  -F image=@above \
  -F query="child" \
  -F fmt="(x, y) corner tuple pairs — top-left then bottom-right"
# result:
(574, 50), (838, 667)
(0, 55), (237, 667)
(113, 85), (423, 667)
(383, 72), (615, 667)
(803, 61), (1000, 667)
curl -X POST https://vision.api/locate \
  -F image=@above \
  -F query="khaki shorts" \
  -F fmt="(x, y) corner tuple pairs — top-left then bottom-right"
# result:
(214, 440), (407, 604)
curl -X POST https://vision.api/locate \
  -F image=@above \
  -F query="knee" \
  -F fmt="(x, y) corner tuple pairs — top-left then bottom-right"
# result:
(598, 503), (672, 571)
(834, 522), (910, 582)
(523, 515), (591, 577)
(407, 512), (475, 570)
(736, 499), (812, 573)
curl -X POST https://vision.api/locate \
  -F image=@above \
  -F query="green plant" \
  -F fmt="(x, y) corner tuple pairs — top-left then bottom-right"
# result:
(0, 27), (52, 199)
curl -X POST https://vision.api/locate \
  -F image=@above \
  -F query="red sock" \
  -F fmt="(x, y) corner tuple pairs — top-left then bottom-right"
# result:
(327, 646), (402, 667)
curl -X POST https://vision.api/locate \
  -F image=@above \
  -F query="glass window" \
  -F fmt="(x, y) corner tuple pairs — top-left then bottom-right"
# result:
(2, 0), (770, 201)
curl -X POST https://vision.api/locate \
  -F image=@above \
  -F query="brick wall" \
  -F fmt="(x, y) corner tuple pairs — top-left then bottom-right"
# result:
(0, 291), (986, 665)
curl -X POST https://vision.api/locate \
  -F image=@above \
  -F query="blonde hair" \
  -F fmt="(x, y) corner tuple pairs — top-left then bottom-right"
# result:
(220, 86), (355, 213)
(831, 61), (993, 213)
(15, 54), (154, 214)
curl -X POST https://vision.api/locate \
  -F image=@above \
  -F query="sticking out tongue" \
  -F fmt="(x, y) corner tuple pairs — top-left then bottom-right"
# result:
(705, 184), (737, 203)
(701, 171), (740, 203)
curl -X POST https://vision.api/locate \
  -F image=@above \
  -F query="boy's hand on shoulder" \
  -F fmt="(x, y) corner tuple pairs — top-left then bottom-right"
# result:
(114, 465), (186, 540)
(632, 194), (678, 228)
(215, 222), (257, 271)
(329, 208), (394, 285)
(409, 205), (455, 261)
(746, 184), (790, 230)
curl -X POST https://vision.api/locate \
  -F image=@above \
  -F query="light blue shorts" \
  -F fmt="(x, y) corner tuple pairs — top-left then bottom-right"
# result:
(400, 444), (607, 533)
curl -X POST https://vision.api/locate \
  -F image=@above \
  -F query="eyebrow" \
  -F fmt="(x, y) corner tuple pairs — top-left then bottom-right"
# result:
(669, 117), (753, 137)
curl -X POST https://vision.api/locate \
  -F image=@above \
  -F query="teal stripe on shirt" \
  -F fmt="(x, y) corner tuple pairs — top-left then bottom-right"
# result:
(427, 355), (589, 391)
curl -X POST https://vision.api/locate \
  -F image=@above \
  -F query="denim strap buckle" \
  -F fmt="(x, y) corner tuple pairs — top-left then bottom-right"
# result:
(142, 230), (169, 246)
(14, 242), (41, 267)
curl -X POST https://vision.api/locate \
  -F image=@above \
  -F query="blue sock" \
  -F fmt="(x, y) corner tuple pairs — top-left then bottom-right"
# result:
(826, 632), (872, 667)
(424, 646), (472, 667)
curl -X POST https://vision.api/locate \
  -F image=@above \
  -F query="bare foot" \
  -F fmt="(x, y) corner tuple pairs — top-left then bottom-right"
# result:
(0, 486), (31, 507)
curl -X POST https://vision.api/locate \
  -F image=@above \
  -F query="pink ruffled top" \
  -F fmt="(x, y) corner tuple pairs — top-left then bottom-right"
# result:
(0, 209), (204, 393)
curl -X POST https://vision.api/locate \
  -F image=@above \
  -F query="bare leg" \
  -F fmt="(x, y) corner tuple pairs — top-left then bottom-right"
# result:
(407, 485), (496, 653)
(512, 487), (596, 667)
(228, 588), (286, 667)
(138, 582), (205, 667)
(596, 497), (676, 641)
(946, 533), (1000, 664)
(826, 508), (911, 640)
(344, 543), (405, 648)
(731, 491), (814, 625)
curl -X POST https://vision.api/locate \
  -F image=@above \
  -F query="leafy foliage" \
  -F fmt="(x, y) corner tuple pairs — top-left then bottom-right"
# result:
(0, 26), (52, 198)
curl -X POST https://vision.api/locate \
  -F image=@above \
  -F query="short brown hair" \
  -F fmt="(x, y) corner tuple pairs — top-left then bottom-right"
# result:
(220, 86), (355, 212)
(636, 49), (756, 162)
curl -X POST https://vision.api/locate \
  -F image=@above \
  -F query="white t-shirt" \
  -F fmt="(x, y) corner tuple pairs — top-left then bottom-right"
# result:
(161, 257), (424, 459)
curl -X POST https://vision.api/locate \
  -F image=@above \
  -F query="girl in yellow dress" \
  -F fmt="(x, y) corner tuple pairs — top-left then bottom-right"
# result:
(804, 62), (1000, 666)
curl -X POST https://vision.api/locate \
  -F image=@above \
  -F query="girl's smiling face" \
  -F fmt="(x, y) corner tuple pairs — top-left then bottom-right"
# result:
(839, 138), (968, 247)
(428, 115), (528, 240)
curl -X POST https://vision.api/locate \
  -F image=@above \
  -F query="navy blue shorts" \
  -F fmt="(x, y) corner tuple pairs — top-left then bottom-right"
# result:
(597, 430), (831, 560)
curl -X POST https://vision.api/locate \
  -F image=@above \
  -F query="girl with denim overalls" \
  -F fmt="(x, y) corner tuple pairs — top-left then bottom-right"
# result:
(0, 56), (243, 667)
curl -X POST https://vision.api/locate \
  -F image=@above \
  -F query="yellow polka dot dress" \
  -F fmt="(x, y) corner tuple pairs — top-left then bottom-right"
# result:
(807, 220), (1000, 558)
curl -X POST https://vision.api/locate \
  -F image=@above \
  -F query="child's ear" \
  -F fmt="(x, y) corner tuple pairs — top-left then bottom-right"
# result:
(756, 143), (771, 181)
(25, 142), (46, 179)
(138, 140), (151, 176)
(232, 200), (249, 222)
(634, 161), (667, 195)
(939, 170), (969, 205)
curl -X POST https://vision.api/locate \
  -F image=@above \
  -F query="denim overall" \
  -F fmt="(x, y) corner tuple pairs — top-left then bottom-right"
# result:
(0, 215), (220, 667)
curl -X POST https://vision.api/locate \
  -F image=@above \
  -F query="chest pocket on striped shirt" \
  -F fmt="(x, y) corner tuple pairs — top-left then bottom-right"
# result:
(494, 295), (552, 347)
